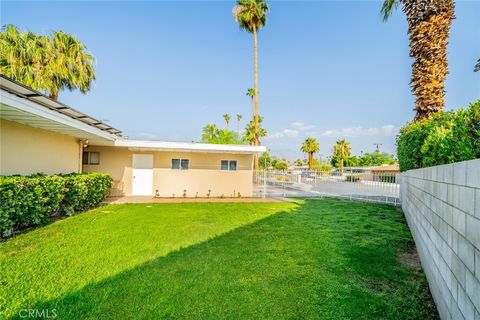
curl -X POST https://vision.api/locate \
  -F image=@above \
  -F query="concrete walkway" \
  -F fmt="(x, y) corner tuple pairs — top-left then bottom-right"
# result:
(105, 196), (292, 204)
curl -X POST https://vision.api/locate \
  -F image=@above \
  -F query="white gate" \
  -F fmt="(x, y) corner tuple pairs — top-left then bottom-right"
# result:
(253, 169), (400, 205)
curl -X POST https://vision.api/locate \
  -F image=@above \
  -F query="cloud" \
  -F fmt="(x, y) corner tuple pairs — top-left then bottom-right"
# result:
(318, 125), (398, 138)
(284, 129), (299, 137)
(266, 128), (299, 139)
(291, 121), (315, 131)
(135, 132), (161, 140)
(266, 121), (313, 140)
(381, 125), (397, 136)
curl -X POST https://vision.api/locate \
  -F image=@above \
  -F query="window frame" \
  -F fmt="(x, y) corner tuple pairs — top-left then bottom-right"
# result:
(171, 158), (190, 170)
(83, 151), (100, 165)
(221, 160), (237, 171)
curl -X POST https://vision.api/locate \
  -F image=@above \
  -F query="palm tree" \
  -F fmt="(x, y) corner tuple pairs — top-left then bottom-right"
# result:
(300, 138), (320, 170)
(47, 31), (95, 100)
(223, 114), (231, 130)
(0, 25), (49, 91)
(333, 139), (352, 175)
(381, 0), (455, 120)
(233, 0), (269, 168)
(0, 25), (95, 100)
(246, 88), (255, 115)
(475, 59), (480, 72)
(236, 114), (242, 136)
(244, 116), (267, 145)
(201, 124), (220, 143)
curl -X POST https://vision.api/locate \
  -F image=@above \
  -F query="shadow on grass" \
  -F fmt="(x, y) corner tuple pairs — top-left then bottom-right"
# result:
(10, 199), (438, 320)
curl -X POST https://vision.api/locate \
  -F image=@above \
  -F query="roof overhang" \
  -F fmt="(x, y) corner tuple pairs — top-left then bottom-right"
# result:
(0, 79), (119, 142)
(97, 140), (267, 154)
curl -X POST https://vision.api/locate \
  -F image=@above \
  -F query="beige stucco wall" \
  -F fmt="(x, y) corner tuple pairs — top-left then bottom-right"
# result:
(83, 146), (254, 197)
(0, 119), (81, 176)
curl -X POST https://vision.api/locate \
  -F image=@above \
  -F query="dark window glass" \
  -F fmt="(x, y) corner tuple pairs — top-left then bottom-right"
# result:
(221, 160), (229, 170)
(82, 152), (89, 165)
(229, 160), (237, 171)
(172, 159), (180, 169)
(181, 159), (189, 170)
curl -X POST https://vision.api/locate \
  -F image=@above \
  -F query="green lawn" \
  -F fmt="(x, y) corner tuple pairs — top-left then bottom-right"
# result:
(0, 199), (437, 319)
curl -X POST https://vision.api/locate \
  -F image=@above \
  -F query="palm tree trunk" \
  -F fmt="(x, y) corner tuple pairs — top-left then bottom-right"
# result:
(49, 91), (58, 101)
(253, 25), (259, 169)
(340, 158), (344, 176)
(403, 0), (455, 120)
(309, 153), (313, 170)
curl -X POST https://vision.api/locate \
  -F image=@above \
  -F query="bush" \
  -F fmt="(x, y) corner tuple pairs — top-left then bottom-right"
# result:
(0, 173), (112, 238)
(397, 100), (480, 171)
(379, 174), (397, 183)
(345, 175), (360, 182)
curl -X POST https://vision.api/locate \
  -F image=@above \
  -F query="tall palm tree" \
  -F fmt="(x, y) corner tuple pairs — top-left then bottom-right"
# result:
(0, 25), (49, 91)
(381, 0), (455, 120)
(236, 114), (242, 136)
(233, 0), (269, 168)
(333, 139), (352, 175)
(223, 114), (231, 130)
(0, 25), (95, 100)
(47, 31), (95, 100)
(300, 138), (320, 170)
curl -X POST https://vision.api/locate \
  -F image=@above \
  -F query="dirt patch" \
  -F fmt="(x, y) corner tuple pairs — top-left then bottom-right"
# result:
(398, 243), (422, 270)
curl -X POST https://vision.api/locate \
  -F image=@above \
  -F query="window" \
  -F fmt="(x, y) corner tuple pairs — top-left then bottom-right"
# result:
(83, 152), (100, 165)
(172, 158), (189, 170)
(221, 160), (237, 171)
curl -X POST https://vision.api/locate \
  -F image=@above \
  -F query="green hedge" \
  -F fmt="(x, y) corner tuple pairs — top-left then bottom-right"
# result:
(345, 175), (360, 182)
(0, 173), (112, 238)
(397, 100), (480, 172)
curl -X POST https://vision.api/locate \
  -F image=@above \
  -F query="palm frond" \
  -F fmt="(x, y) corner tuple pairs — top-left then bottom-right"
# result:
(380, 0), (399, 21)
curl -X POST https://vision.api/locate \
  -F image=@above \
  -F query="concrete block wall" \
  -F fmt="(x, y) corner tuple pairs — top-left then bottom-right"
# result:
(400, 159), (480, 320)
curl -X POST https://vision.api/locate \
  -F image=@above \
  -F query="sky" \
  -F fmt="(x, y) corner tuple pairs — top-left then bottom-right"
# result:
(1, 0), (479, 160)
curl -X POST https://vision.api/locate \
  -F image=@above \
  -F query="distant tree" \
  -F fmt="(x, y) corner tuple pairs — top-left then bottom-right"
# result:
(332, 139), (351, 175)
(345, 156), (361, 167)
(246, 88), (255, 115)
(223, 114), (231, 130)
(300, 138), (320, 170)
(0, 25), (95, 100)
(201, 124), (220, 143)
(380, 0), (455, 120)
(236, 114), (242, 136)
(294, 158), (307, 167)
(233, 0), (269, 168)
(360, 151), (396, 166)
(215, 129), (244, 144)
(258, 151), (272, 169)
(243, 116), (267, 145)
(475, 59), (480, 72)
(273, 160), (288, 170)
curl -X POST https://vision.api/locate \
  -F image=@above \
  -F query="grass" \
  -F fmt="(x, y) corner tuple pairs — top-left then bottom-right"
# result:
(0, 199), (438, 319)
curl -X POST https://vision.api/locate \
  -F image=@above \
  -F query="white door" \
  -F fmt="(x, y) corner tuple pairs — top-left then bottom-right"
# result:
(132, 154), (153, 196)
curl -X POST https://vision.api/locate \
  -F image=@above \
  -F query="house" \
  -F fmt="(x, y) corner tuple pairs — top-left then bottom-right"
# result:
(0, 75), (265, 197)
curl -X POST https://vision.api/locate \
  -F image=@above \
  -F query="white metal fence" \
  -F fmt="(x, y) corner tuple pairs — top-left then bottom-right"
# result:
(253, 169), (400, 205)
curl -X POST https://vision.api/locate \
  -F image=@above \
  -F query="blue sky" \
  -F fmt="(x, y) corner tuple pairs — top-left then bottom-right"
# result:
(2, 1), (479, 160)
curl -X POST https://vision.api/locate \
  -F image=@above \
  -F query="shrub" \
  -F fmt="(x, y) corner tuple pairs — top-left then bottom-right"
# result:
(345, 175), (360, 182)
(397, 100), (480, 171)
(0, 173), (112, 238)
(379, 174), (397, 183)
